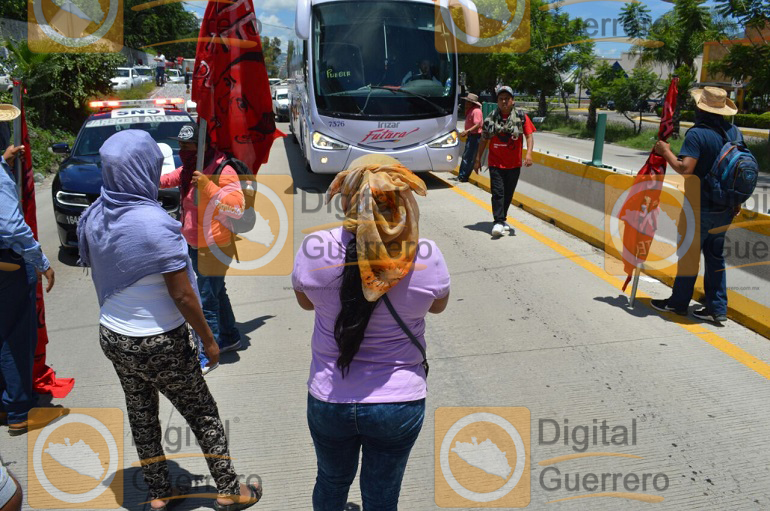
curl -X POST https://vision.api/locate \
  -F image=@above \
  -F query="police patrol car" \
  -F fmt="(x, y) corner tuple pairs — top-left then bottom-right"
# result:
(51, 98), (194, 250)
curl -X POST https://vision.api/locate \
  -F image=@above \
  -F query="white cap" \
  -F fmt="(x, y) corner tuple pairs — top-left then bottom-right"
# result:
(157, 142), (176, 176)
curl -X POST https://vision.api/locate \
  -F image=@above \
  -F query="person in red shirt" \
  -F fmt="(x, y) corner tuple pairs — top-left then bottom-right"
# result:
(474, 86), (535, 238)
(457, 93), (483, 182)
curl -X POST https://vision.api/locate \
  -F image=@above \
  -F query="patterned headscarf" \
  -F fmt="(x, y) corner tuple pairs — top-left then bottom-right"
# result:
(327, 155), (427, 302)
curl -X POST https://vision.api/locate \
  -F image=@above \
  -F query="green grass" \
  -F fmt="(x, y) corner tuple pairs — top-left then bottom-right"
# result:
(538, 115), (769, 173)
(113, 82), (156, 101)
(29, 127), (76, 175)
(1, 90), (75, 175)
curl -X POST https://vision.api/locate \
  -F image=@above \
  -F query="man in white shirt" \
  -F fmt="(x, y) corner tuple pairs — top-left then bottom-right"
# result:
(154, 53), (166, 86)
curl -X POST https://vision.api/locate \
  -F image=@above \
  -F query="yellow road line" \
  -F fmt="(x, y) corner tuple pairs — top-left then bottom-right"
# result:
(437, 174), (770, 381)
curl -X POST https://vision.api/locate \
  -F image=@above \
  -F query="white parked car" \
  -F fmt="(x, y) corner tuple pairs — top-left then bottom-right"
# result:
(133, 66), (153, 85)
(272, 87), (289, 121)
(0, 65), (13, 92)
(111, 67), (142, 90)
(166, 69), (184, 83)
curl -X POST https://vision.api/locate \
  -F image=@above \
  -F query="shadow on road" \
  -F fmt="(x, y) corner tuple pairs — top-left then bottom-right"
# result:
(118, 461), (244, 511)
(218, 315), (276, 365)
(464, 221), (515, 238)
(594, 295), (704, 326)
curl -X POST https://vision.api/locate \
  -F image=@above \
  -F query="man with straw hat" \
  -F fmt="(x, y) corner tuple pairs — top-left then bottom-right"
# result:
(0, 103), (56, 435)
(650, 86), (742, 325)
(457, 93), (483, 182)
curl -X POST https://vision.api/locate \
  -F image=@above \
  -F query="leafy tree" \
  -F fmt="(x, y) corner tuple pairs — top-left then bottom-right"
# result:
(618, 3), (652, 42)
(610, 67), (660, 134)
(0, 0), (27, 21)
(262, 37), (282, 77)
(123, 0), (199, 52)
(3, 39), (122, 131)
(620, 0), (730, 134)
(711, 0), (770, 112)
(459, 0), (594, 117)
(582, 62), (623, 131)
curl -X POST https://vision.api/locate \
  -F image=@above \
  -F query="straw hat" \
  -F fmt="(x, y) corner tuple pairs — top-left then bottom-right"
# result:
(690, 87), (738, 116)
(0, 104), (21, 122)
(462, 93), (482, 107)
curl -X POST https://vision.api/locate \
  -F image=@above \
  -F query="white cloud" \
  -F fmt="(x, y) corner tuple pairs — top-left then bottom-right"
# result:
(259, 13), (283, 26)
(257, 12), (294, 50)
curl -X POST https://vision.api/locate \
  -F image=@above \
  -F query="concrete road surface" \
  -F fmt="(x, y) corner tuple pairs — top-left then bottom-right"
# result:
(3, 122), (770, 510)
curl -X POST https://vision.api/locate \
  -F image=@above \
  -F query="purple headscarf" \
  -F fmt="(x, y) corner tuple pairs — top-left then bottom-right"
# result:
(77, 130), (198, 307)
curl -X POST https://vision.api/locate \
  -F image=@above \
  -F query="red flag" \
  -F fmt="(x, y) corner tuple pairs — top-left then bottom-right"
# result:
(15, 81), (75, 398)
(619, 77), (679, 291)
(192, 0), (284, 172)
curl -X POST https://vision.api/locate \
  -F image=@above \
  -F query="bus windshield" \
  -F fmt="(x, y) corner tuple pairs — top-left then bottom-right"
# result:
(313, 1), (456, 119)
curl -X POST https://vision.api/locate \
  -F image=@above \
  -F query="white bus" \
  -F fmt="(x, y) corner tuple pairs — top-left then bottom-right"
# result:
(289, 0), (477, 173)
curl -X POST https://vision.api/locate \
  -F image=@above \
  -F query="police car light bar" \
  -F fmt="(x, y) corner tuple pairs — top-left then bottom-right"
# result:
(89, 98), (185, 110)
(153, 98), (184, 106)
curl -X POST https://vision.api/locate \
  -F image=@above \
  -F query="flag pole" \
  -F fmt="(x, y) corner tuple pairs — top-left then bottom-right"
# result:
(628, 264), (641, 308)
(196, 118), (207, 171)
(12, 83), (22, 202)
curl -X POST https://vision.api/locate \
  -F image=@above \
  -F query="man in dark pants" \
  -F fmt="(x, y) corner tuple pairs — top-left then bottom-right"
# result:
(650, 87), (741, 325)
(457, 93), (483, 182)
(474, 86), (536, 238)
(0, 107), (55, 436)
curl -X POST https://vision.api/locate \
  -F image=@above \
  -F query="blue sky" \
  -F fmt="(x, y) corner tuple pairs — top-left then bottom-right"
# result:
(183, 0), (297, 50)
(558, 0), (675, 58)
(182, 0), (680, 57)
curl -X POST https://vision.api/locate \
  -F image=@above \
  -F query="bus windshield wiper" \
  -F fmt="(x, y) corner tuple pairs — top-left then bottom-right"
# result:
(366, 85), (447, 114)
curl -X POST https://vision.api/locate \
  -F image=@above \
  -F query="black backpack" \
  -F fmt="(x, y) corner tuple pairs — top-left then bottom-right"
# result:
(692, 124), (758, 208)
(212, 157), (258, 234)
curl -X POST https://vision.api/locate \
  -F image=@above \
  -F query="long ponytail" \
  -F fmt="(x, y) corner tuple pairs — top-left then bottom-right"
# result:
(334, 236), (379, 377)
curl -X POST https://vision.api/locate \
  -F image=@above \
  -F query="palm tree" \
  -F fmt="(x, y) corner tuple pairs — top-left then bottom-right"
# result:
(620, 0), (727, 134)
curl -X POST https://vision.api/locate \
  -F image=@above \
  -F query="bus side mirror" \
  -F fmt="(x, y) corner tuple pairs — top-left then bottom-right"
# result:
(295, 0), (311, 40)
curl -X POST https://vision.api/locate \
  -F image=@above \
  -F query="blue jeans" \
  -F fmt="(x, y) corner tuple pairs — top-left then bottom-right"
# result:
(669, 208), (734, 315)
(307, 394), (425, 511)
(189, 247), (241, 366)
(458, 133), (480, 181)
(0, 250), (39, 423)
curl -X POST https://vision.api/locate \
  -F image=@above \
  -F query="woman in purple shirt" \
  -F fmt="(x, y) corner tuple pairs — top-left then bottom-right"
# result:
(292, 155), (450, 511)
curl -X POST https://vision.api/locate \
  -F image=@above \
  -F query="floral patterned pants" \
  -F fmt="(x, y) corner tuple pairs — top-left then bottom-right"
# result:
(99, 323), (240, 500)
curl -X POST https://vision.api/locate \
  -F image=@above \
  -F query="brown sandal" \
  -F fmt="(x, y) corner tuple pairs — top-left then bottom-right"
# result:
(214, 482), (262, 511)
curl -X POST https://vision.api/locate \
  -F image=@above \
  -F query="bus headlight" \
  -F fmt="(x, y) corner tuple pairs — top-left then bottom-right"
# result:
(312, 132), (348, 150)
(428, 131), (459, 148)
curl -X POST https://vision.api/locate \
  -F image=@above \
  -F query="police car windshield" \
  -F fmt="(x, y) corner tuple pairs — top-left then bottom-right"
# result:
(73, 111), (192, 156)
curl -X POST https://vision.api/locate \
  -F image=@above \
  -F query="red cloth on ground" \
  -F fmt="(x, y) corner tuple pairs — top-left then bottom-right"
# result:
(14, 81), (75, 397)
